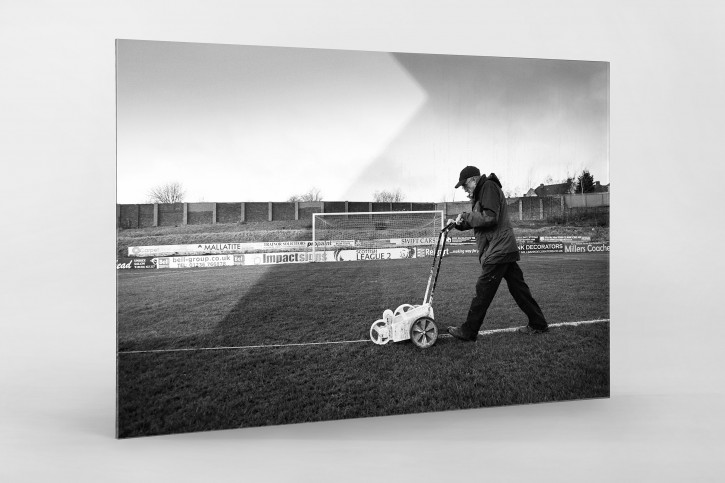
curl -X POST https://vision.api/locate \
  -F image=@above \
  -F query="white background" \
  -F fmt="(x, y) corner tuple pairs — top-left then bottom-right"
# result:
(1, 1), (724, 481)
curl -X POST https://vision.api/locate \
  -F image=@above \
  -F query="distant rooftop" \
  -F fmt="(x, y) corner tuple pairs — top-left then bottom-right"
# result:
(530, 181), (609, 197)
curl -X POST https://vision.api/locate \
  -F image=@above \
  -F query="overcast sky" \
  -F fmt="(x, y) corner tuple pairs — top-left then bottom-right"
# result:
(116, 40), (608, 203)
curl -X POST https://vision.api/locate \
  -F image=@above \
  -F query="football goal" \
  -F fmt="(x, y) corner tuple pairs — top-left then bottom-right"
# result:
(311, 210), (444, 260)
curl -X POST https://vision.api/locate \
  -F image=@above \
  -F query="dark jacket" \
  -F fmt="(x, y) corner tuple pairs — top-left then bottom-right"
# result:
(456, 174), (519, 265)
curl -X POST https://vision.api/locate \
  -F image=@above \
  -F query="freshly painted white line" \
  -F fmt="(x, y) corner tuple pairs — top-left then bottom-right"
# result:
(118, 319), (609, 355)
(119, 339), (371, 354)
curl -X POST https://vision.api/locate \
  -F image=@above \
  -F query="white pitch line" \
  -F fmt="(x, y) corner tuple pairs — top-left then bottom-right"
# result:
(118, 319), (609, 355)
(467, 318), (610, 337)
(119, 339), (371, 354)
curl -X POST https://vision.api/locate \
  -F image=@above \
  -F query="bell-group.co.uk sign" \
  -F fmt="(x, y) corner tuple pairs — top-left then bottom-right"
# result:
(156, 255), (237, 269)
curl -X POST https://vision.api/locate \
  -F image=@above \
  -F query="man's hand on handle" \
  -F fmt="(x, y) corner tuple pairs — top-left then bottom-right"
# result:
(444, 213), (465, 232)
(446, 214), (465, 225)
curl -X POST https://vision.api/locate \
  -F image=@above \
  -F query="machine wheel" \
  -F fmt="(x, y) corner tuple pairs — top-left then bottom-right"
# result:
(370, 319), (390, 345)
(382, 309), (394, 323)
(410, 317), (438, 349)
(394, 304), (417, 317)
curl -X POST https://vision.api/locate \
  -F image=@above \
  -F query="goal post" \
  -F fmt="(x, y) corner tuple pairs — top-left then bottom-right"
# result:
(312, 210), (444, 260)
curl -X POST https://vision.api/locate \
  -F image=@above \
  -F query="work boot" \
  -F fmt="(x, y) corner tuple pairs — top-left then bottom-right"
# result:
(517, 325), (549, 334)
(447, 326), (476, 341)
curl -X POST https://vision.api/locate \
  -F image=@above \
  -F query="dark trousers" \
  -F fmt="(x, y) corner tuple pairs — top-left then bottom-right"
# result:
(461, 261), (547, 337)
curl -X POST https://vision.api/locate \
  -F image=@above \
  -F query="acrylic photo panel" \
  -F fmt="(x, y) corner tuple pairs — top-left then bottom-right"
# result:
(116, 40), (609, 438)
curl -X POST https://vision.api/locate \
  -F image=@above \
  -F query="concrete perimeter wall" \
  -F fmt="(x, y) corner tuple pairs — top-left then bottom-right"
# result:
(117, 195), (608, 229)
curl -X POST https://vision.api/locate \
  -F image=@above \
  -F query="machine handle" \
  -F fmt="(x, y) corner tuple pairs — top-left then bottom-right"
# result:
(442, 220), (456, 233)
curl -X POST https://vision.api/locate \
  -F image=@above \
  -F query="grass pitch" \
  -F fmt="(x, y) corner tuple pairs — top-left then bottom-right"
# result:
(117, 254), (609, 437)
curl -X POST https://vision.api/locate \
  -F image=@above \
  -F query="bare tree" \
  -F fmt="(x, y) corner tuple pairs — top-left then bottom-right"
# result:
(287, 187), (323, 202)
(373, 189), (406, 202)
(564, 176), (577, 194)
(563, 169), (578, 194)
(147, 182), (185, 203)
(524, 167), (536, 193)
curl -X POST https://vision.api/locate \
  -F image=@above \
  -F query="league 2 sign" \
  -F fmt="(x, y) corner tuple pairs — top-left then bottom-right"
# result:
(335, 247), (416, 262)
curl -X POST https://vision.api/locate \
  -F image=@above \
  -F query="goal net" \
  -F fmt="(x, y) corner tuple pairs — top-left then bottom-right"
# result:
(312, 210), (444, 259)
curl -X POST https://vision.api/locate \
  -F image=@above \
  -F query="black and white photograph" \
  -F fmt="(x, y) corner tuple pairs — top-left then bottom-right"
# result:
(116, 41), (610, 438)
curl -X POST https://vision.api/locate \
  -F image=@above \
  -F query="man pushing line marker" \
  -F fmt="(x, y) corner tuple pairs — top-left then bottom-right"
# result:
(447, 166), (549, 342)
